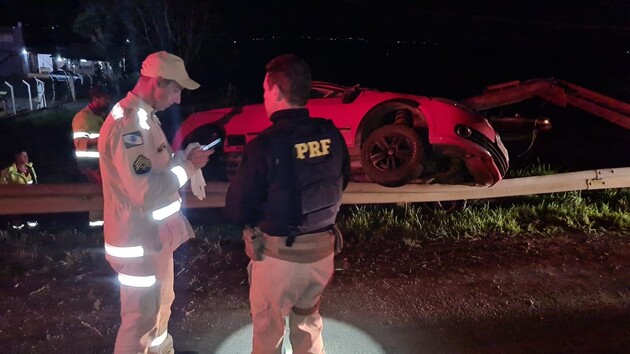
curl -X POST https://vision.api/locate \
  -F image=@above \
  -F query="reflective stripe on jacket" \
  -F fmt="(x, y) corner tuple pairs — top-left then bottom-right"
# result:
(72, 106), (105, 159)
(98, 92), (197, 273)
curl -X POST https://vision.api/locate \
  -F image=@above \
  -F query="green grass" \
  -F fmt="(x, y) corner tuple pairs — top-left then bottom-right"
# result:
(3, 187), (629, 252)
(2, 187), (627, 278)
(337, 188), (630, 243)
(506, 160), (559, 178)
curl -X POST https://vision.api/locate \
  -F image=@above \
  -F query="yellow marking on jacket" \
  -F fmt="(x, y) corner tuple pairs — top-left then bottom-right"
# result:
(295, 139), (331, 159)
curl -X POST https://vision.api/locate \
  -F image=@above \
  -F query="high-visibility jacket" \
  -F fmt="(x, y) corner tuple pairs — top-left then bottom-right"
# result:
(0, 162), (37, 185)
(98, 92), (197, 283)
(72, 105), (105, 163)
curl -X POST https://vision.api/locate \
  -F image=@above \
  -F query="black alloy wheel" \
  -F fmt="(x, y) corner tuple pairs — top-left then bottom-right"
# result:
(360, 124), (425, 187)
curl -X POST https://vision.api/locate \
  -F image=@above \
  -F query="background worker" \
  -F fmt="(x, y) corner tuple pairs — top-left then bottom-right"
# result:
(98, 51), (213, 354)
(72, 85), (112, 227)
(226, 54), (351, 354)
(0, 150), (39, 229)
(0, 150), (37, 185)
(72, 85), (112, 184)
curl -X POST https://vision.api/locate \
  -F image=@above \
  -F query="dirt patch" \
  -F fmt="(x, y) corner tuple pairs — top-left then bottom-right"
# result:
(0, 232), (628, 353)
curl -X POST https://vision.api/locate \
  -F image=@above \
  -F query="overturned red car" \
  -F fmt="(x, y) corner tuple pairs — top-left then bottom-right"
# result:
(172, 81), (509, 187)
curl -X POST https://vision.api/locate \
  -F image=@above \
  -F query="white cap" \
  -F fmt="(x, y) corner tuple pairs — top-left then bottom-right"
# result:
(141, 51), (200, 90)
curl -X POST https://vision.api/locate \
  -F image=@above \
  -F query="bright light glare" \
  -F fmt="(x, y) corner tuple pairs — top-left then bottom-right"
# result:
(215, 318), (385, 354)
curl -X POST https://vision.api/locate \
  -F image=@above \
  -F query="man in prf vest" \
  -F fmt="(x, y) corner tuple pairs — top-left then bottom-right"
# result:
(98, 51), (213, 354)
(226, 54), (351, 354)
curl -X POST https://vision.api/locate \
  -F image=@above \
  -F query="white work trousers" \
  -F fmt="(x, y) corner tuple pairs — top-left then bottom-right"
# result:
(112, 255), (175, 354)
(249, 253), (334, 354)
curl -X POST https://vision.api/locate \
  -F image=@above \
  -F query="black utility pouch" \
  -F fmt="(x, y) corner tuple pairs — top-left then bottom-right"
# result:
(244, 226), (265, 261)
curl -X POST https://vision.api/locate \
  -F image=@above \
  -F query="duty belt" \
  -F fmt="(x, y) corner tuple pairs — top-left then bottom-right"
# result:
(263, 230), (335, 263)
(285, 224), (334, 247)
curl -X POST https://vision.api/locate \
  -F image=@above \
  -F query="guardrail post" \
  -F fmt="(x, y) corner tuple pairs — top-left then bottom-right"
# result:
(34, 78), (47, 109)
(62, 70), (76, 101)
(49, 75), (57, 105)
(21, 80), (33, 111)
(3, 81), (16, 115)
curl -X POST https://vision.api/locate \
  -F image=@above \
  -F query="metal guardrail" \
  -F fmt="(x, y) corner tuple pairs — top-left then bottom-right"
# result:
(0, 167), (629, 216)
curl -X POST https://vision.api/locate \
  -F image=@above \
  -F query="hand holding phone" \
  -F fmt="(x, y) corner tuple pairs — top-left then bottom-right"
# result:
(201, 138), (222, 151)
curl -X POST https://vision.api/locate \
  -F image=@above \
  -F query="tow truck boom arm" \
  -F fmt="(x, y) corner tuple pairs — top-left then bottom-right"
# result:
(462, 78), (630, 130)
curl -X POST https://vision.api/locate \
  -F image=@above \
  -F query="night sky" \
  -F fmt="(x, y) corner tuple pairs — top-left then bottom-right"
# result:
(3, 0), (628, 44)
(1, 0), (628, 170)
(3, 0), (630, 100)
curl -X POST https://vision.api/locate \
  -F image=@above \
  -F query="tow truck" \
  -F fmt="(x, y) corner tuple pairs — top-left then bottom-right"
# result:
(463, 77), (630, 130)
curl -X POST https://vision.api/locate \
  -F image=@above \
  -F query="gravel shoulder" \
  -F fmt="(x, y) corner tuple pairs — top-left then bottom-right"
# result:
(0, 232), (629, 353)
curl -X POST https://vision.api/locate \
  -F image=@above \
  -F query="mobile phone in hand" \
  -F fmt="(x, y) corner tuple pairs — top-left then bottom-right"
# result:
(201, 138), (222, 151)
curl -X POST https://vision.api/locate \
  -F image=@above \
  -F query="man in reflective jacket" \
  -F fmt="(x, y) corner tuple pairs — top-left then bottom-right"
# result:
(72, 85), (112, 227)
(98, 51), (213, 354)
(0, 150), (37, 185)
(0, 150), (39, 229)
(226, 54), (350, 354)
(72, 85), (112, 184)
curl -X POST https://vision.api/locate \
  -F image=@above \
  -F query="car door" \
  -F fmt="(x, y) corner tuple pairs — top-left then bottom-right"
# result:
(306, 97), (355, 146)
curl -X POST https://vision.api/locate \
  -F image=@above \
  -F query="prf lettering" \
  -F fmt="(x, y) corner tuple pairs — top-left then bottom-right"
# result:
(295, 139), (331, 159)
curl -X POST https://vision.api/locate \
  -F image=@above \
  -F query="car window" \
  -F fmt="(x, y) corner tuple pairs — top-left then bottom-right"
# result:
(310, 89), (326, 99)
(311, 88), (343, 99)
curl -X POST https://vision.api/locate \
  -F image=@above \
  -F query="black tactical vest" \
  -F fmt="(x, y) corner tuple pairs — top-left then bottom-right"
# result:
(262, 117), (345, 237)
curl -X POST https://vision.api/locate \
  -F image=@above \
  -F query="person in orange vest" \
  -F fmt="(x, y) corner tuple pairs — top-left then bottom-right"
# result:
(72, 85), (112, 185)
(98, 51), (213, 354)
(72, 85), (112, 227)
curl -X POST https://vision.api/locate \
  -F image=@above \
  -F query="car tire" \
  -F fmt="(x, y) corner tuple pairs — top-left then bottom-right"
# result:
(360, 124), (425, 187)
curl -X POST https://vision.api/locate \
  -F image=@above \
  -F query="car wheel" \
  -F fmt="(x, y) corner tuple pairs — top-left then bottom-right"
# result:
(360, 124), (425, 187)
